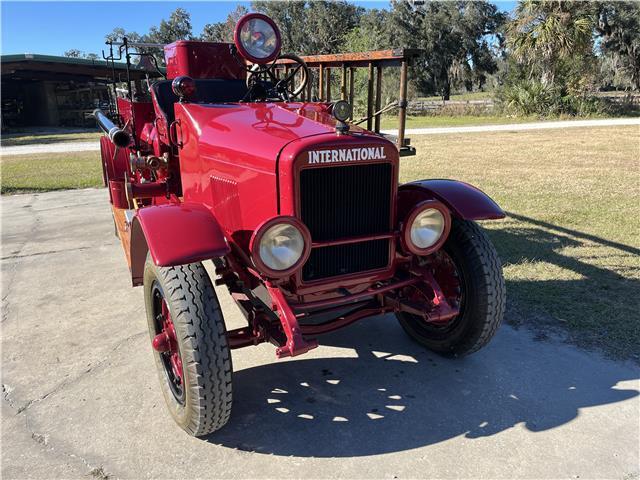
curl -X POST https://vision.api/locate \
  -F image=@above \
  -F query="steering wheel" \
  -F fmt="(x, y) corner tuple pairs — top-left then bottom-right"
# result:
(246, 54), (309, 101)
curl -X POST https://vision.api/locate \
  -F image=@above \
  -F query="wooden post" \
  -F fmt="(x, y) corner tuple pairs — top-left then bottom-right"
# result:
(367, 62), (374, 131)
(307, 70), (313, 101)
(374, 64), (383, 133)
(397, 60), (408, 149)
(349, 67), (355, 117)
(319, 64), (324, 101)
(326, 68), (331, 101)
(341, 64), (347, 100)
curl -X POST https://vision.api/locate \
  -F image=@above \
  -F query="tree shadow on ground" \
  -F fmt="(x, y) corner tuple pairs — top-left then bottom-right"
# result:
(485, 212), (640, 357)
(207, 319), (638, 457)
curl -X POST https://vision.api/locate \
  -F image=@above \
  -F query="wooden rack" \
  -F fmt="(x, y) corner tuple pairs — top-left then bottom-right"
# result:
(273, 49), (421, 156)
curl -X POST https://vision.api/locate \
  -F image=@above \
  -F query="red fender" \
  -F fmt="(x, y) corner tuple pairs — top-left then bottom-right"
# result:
(398, 179), (505, 221)
(100, 136), (130, 184)
(130, 203), (230, 286)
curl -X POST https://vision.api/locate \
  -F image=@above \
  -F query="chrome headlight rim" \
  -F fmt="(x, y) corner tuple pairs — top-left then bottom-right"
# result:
(233, 13), (282, 65)
(249, 216), (311, 278)
(402, 200), (451, 256)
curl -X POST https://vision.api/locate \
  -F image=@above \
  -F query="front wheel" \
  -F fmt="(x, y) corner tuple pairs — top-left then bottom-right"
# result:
(397, 219), (505, 357)
(143, 256), (233, 436)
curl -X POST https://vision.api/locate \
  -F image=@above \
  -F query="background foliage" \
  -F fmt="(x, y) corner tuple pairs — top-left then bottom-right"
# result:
(88, 0), (640, 118)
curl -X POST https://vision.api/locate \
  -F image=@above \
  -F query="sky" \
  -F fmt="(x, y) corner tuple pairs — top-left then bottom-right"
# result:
(1, 1), (518, 57)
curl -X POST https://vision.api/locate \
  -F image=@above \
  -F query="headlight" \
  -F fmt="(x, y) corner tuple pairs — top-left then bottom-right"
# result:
(234, 13), (281, 64)
(250, 217), (311, 277)
(171, 75), (196, 101)
(411, 209), (445, 248)
(332, 100), (352, 122)
(402, 201), (451, 255)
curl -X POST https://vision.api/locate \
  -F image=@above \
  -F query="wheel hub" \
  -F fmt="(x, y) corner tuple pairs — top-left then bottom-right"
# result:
(152, 293), (184, 393)
(402, 250), (463, 325)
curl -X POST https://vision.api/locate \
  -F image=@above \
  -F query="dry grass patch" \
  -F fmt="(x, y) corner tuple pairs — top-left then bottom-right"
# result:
(401, 126), (640, 361)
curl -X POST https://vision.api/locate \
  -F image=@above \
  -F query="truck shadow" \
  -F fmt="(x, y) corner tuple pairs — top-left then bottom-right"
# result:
(207, 211), (639, 457)
(484, 212), (639, 354)
(207, 318), (638, 457)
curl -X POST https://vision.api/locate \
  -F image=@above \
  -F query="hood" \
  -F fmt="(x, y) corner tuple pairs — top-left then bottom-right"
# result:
(174, 101), (374, 173)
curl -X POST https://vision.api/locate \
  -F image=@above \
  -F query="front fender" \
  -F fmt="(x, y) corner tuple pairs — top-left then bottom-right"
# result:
(398, 179), (505, 221)
(130, 203), (230, 286)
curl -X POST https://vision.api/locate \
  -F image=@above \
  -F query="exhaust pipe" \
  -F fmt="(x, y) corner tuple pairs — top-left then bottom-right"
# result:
(93, 109), (131, 148)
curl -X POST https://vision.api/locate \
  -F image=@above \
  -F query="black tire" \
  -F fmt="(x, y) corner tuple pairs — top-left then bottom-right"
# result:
(397, 219), (505, 357)
(143, 256), (233, 436)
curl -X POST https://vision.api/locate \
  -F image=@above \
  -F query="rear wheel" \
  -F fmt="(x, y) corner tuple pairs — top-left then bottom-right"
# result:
(143, 256), (233, 436)
(397, 219), (505, 356)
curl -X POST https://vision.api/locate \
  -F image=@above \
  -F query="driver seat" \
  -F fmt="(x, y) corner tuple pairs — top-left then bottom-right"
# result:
(151, 79), (248, 125)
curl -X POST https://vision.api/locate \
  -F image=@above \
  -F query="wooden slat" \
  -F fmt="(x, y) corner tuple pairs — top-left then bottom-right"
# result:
(374, 64), (383, 133)
(348, 67), (355, 116)
(274, 49), (420, 68)
(112, 206), (132, 269)
(341, 64), (347, 100)
(366, 62), (374, 131)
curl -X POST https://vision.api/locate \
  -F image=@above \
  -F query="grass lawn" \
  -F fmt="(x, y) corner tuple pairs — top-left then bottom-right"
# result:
(2, 126), (638, 361)
(1, 131), (102, 147)
(1, 151), (103, 194)
(401, 126), (640, 361)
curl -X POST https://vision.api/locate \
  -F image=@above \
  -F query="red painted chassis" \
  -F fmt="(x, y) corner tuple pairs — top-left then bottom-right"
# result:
(99, 36), (504, 361)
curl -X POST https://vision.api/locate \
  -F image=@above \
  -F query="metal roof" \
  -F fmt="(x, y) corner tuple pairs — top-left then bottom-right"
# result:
(1, 53), (162, 80)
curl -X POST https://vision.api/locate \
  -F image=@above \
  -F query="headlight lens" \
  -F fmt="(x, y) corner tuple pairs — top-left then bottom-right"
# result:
(258, 223), (305, 271)
(410, 208), (446, 249)
(236, 14), (280, 63)
(332, 100), (352, 122)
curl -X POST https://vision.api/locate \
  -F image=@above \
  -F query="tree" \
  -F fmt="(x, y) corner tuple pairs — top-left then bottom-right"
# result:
(499, 1), (612, 116)
(389, 0), (505, 99)
(343, 8), (392, 52)
(342, 9), (398, 114)
(201, 5), (248, 42)
(252, 0), (363, 55)
(596, 1), (640, 90)
(506, 0), (595, 86)
(64, 49), (82, 58)
(64, 49), (100, 60)
(105, 27), (142, 44)
(145, 7), (193, 44)
(104, 9), (192, 66)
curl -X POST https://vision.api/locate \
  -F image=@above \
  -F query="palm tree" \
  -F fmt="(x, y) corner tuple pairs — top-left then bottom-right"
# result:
(507, 0), (595, 85)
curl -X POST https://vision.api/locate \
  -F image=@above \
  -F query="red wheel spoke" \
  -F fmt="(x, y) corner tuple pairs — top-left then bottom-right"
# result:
(161, 299), (169, 320)
(154, 291), (184, 389)
(170, 353), (184, 384)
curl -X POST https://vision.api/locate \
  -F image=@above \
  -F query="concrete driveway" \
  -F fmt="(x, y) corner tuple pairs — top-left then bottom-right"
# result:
(2, 189), (639, 479)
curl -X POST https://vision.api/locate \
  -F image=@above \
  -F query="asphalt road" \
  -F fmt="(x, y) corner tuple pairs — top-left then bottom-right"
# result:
(2, 188), (639, 479)
(0, 141), (100, 156)
(383, 117), (640, 136)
